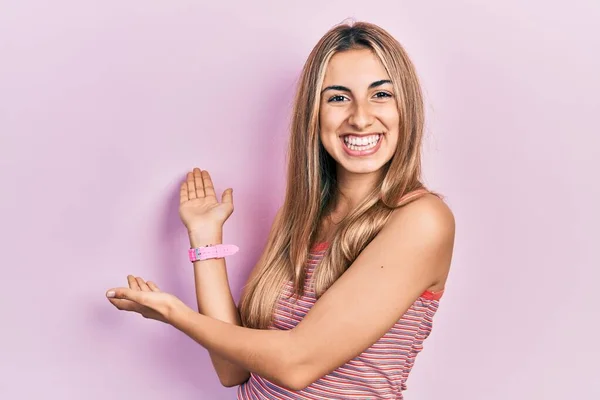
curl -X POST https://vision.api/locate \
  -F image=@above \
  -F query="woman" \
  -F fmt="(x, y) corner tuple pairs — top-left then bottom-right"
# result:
(106, 21), (455, 399)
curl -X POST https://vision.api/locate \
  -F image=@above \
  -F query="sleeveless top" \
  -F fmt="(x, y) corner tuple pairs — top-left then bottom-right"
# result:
(237, 190), (443, 399)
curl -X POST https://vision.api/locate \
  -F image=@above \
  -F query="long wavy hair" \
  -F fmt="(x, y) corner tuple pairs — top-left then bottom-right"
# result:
(239, 21), (432, 329)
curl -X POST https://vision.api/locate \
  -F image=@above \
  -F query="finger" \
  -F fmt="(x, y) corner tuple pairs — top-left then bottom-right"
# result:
(180, 182), (188, 204)
(187, 172), (197, 199)
(108, 298), (138, 312)
(106, 287), (142, 303)
(221, 188), (234, 205)
(202, 170), (216, 199)
(127, 275), (141, 290)
(194, 168), (205, 198)
(146, 281), (161, 292)
(135, 277), (151, 292)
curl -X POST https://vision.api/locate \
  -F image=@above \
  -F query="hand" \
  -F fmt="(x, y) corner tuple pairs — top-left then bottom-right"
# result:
(106, 276), (188, 324)
(179, 168), (234, 233)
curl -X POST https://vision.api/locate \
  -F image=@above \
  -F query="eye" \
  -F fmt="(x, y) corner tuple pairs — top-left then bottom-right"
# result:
(373, 91), (393, 99)
(327, 95), (348, 103)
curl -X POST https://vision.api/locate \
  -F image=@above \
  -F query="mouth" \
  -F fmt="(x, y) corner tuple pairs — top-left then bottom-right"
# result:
(340, 133), (383, 156)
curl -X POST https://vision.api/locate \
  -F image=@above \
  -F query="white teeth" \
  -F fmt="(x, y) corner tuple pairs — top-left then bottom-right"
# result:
(343, 134), (381, 151)
(343, 134), (380, 146)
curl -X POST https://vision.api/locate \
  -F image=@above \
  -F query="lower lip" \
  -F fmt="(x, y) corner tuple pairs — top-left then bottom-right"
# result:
(341, 135), (383, 157)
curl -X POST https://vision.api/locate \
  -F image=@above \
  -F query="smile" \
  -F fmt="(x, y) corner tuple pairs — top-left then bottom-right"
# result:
(341, 133), (383, 156)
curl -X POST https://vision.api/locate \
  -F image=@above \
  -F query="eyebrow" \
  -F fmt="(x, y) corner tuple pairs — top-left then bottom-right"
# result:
(321, 79), (392, 94)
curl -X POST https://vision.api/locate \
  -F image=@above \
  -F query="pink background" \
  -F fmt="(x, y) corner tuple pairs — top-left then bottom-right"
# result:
(1, 1), (598, 399)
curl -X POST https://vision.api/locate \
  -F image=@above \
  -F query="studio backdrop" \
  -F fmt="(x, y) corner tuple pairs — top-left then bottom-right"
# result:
(1, 1), (598, 399)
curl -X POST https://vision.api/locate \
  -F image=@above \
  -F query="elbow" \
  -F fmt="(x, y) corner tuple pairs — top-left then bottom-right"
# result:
(219, 378), (246, 389)
(277, 369), (313, 392)
(218, 372), (250, 388)
(219, 378), (239, 388)
(276, 345), (317, 391)
(217, 361), (311, 391)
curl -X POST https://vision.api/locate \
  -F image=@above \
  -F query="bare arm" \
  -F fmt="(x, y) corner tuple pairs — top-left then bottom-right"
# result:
(166, 196), (455, 390)
(189, 206), (284, 387)
(108, 195), (453, 390)
(188, 228), (250, 387)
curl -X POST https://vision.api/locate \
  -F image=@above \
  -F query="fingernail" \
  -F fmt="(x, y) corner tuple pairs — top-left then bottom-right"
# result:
(106, 291), (115, 298)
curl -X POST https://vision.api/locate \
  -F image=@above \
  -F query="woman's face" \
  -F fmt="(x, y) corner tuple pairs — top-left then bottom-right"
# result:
(319, 48), (400, 176)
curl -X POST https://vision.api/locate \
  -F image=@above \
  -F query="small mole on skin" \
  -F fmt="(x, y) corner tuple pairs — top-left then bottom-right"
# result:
(381, 266), (384, 268)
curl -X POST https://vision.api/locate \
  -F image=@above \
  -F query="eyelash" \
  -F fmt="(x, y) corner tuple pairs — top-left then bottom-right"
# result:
(327, 92), (393, 102)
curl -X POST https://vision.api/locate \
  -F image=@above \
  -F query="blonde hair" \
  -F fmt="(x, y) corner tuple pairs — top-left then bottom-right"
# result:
(239, 21), (432, 329)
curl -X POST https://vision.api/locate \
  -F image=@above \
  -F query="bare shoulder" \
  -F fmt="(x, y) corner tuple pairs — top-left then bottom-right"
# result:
(388, 193), (455, 238)
(382, 193), (455, 286)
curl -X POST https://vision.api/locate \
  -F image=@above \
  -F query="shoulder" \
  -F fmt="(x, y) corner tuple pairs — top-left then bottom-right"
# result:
(385, 193), (455, 255)
(392, 192), (454, 227)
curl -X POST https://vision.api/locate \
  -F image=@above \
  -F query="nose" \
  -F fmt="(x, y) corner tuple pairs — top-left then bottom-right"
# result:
(347, 99), (374, 130)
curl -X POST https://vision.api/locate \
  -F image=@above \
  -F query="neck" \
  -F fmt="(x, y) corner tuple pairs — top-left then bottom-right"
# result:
(329, 166), (383, 218)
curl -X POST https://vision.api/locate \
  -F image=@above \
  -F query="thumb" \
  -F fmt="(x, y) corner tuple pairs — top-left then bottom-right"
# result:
(106, 287), (141, 302)
(221, 188), (234, 205)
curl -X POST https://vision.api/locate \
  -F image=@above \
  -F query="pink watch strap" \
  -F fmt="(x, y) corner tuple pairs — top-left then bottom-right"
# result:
(188, 244), (239, 262)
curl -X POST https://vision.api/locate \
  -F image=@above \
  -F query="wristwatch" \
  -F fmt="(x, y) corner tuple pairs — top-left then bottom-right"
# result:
(188, 244), (239, 262)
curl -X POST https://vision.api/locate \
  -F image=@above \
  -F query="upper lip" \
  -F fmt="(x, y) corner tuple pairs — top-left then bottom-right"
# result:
(340, 132), (383, 137)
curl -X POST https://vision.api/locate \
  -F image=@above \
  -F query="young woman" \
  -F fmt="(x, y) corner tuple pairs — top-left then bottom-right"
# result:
(106, 21), (455, 399)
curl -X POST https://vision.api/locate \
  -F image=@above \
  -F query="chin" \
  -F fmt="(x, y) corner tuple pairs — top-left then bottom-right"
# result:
(338, 160), (388, 175)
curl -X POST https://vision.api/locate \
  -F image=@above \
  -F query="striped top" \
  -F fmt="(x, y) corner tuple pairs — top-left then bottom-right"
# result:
(237, 241), (443, 399)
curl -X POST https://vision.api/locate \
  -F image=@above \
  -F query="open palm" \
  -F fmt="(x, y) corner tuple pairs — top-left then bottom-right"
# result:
(106, 275), (184, 324)
(179, 168), (234, 232)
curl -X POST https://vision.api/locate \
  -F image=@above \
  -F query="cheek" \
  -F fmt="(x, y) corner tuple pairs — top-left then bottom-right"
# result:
(319, 106), (344, 132)
(319, 110), (331, 132)
(382, 105), (400, 126)
(379, 107), (400, 144)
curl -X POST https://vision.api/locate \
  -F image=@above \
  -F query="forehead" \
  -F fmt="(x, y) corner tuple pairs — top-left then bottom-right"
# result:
(323, 48), (390, 86)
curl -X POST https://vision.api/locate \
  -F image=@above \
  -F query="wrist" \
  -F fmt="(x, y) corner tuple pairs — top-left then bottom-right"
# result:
(166, 296), (192, 326)
(188, 229), (223, 248)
